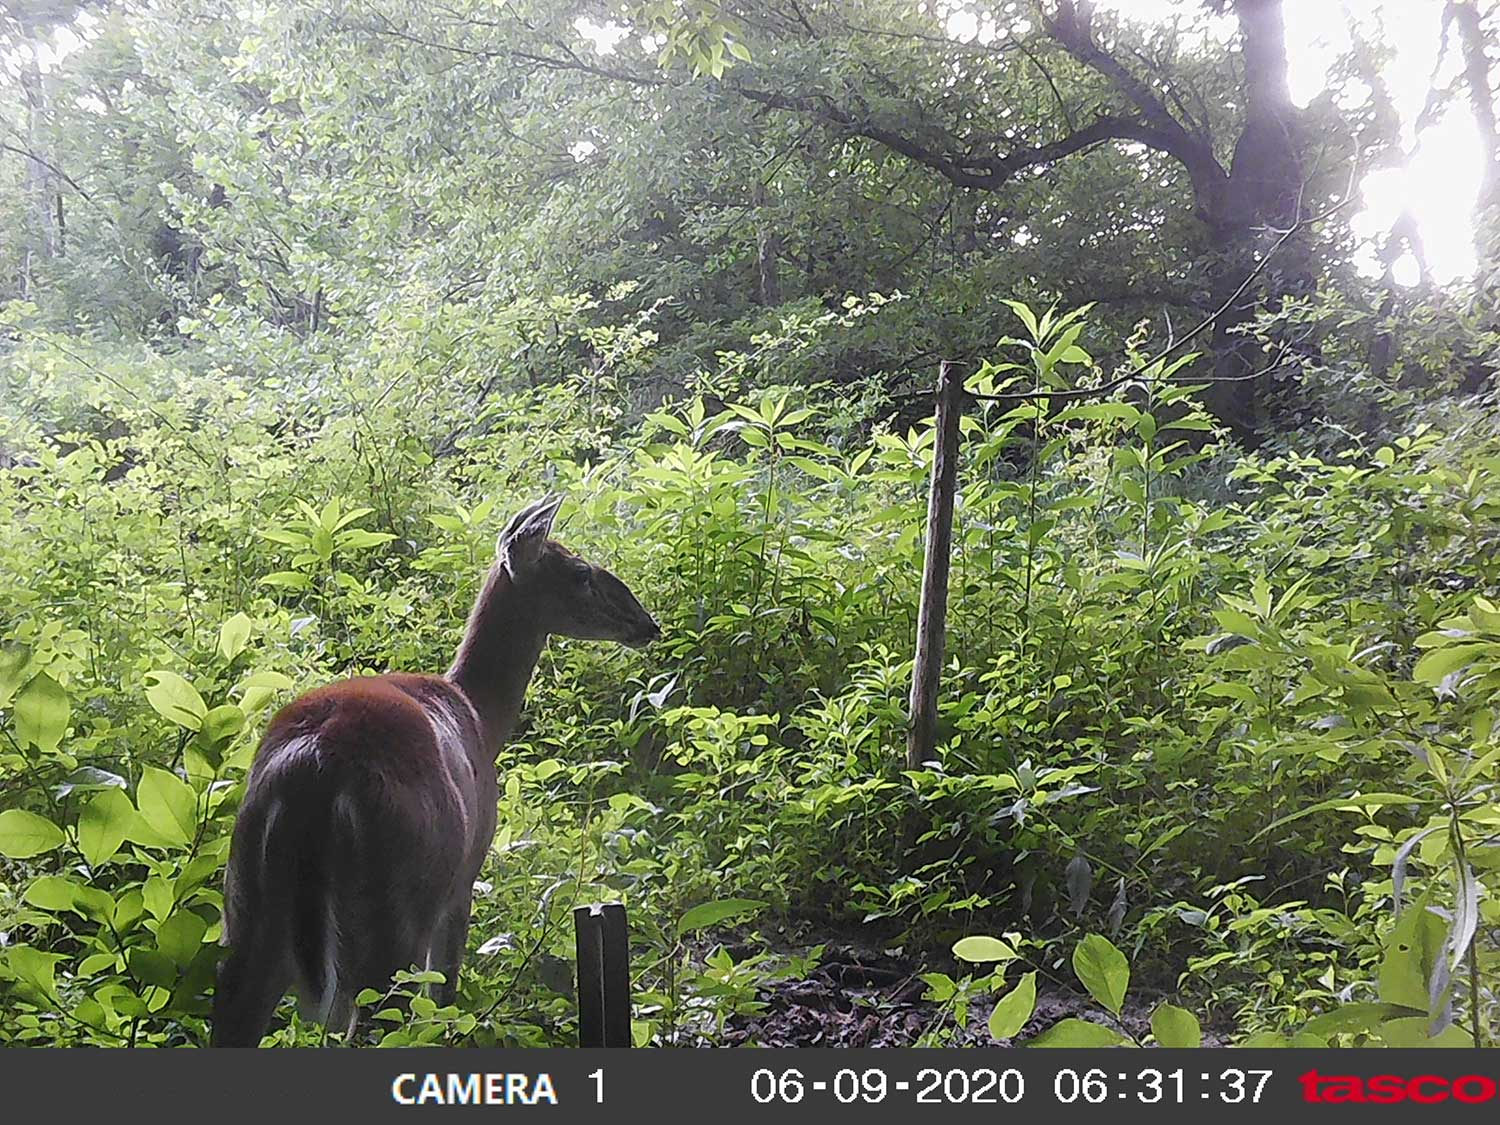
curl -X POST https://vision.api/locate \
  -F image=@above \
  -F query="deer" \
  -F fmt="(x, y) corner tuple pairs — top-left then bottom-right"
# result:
(211, 494), (659, 1046)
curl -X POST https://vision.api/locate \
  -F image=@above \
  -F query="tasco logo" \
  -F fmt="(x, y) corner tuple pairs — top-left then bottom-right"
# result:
(1300, 1071), (1500, 1104)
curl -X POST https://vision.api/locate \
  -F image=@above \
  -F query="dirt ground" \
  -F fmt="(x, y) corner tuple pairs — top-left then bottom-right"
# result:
(713, 930), (1231, 1048)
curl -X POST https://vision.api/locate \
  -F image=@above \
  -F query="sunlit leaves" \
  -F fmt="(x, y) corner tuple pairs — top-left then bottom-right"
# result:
(1150, 1004), (1201, 1048)
(952, 935), (1018, 963)
(1072, 934), (1129, 1016)
(677, 898), (767, 937)
(1028, 1018), (1128, 1047)
(217, 613), (253, 662)
(987, 971), (1036, 1040)
(14, 672), (68, 753)
(144, 672), (207, 731)
(78, 789), (136, 867)
(0, 809), (66, 859)
(135, 767), (198, 849)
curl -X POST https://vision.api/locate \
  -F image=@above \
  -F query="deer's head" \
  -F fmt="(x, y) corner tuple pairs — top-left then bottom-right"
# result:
(496, 495), (660, 648)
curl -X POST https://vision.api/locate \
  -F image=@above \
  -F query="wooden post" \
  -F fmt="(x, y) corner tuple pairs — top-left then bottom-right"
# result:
(908, 359), (963, 770)
(574, 902), (632, 1047)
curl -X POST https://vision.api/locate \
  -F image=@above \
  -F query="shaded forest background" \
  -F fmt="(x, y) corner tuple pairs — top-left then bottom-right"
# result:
(1, 0), (1499, 1047)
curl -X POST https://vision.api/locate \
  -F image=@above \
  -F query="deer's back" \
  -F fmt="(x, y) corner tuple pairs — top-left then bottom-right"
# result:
(241, 673), (496, 884)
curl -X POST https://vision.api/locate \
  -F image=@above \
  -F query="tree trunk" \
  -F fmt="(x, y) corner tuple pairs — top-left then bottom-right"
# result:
(1198, 0), (1307, 437)
(752, 180), (782, 307)
(19, 30), (61, 296)
(1449, 2), (1499, 214)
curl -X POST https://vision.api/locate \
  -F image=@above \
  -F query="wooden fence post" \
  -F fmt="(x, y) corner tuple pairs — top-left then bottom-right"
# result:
(574, 902), (632, 1047)
(907, 359), (963, 771)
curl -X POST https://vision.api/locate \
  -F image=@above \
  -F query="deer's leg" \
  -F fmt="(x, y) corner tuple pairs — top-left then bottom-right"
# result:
(212, 931), (292, 1047)
(430, 894), (472, 1008)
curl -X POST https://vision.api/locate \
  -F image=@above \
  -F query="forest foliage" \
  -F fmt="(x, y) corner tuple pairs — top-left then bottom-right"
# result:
(1, 0), (1499, 1047)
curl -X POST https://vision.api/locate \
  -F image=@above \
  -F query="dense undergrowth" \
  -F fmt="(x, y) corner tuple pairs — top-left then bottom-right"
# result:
(1, 300), (1498, 1047)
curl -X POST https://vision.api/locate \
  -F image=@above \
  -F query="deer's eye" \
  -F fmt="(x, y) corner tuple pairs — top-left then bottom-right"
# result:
(572, 566), (592, 586)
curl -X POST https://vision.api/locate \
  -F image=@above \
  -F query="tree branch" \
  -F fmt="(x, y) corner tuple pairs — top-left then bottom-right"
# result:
(1041, 0), (1227, 197)
(0, 141), (94, 201)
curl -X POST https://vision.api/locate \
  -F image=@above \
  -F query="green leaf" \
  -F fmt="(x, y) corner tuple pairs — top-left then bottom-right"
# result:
(1150, 1003), (1201, 1047)
(136, 767), (197, 848)
(1002, 299), (1040, 341)
(988, 971), (1036, 1040)
(260, 571), (312, 590)
(1300, 1001), (1418, 1037)
(0, 644), (34, 707)
(156, 910), (209, 966)
(236, 669), (294, 713)
(1052, 402), (1139, 425)
(1413, 644), (1489, 686)
(953, 935), (1019, 963)
(259, 528), (310, 547)
(337, 528), (396, 550)
(218, 613), (253, 662)
(1072, 933), (1129, 1015)
(78, 788), (135, 867)
(0, 809), (67, 858)
(1028, 1018), (1128, 1047)
(1375, 1017), (1473, 1047)
(1378, 903), (1446, 1010)
(6, 946), (65, 1000)
(197, 703), (245, 748)
(23, 875), (83, 913)
(676, 898), (767, 937)
(142, 876), (174, 921)
(144, 671), (208, 730)
(15, 672), (69, 753)
(127, 948), (178, 989)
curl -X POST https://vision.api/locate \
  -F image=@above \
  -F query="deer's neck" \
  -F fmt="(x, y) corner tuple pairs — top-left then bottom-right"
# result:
(445, 565), (547, 756)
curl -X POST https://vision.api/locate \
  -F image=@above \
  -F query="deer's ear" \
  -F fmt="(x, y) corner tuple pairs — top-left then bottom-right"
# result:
(497, 494), (563, 574)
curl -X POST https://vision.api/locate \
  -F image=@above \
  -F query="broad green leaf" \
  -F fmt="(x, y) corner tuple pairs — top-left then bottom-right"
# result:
(236, 669), (294, 713)
(142, 876), (175, 921)
(144, 671), (207, 730)
(218, 613), (253, 662)
(156, 910), (209, 965)
(23, 875), (83, 913)
(6, 946), (65, 1000)
(1413, 644), (1489, 686)
(1150, 1003), (1201, 1047)
(1378, 902), (1446, 1010)
(1052, 402), (1139, 425)
(1002, 299), (1040, 341)
(1375, 1017), (1473, 1047)
(1028, 1018), (1128, 1047)
(127, 948), (178, 989)
(1072, 933), (1129, 1015)
(676, 898), (766, 937)
(953, 935), (1018, 963)
(988, 971), (1036, 1040)
(260, 571), (311, 590)
(337, 528), (396, 550)
(197, 704), (245, 748)
(0, 808), (66, 858)
(0, 644), (33, 707)
(78, 788), (135, 867)
(15, 672), (69, 752)
(1301, 1002), (1417, 1037)
(136, 767), (197, 848)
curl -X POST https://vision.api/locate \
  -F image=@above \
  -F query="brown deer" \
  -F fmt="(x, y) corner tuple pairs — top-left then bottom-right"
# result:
(211, 495), (659, 1046)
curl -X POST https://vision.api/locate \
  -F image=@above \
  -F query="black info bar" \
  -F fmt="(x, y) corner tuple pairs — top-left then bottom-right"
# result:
(4, 1050), (1497, 1120)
